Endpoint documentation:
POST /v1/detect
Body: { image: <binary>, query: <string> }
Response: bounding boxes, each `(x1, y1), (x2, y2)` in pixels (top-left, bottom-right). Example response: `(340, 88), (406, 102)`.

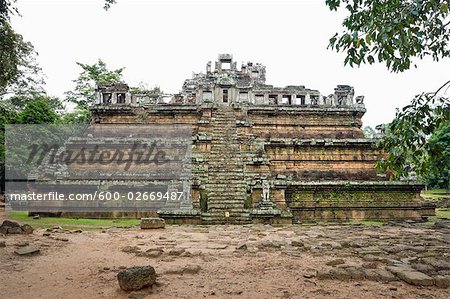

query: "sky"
(11, 0), (450, 128)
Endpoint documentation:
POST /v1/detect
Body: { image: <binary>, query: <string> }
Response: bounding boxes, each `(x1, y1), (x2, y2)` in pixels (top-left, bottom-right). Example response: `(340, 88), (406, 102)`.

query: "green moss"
(244, 195), (253, 209)
(290, 190), (414, 203)
(199, 189), (208, 212)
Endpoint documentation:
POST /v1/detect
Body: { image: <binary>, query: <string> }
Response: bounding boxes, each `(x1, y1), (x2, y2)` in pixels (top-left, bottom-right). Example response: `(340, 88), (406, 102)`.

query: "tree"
(326, 0), (450, 73)
(65, 59), (125, 107)
(17, 97), (59, 124)
(327, 0), (450, 187)
(424, 123), (450, 189)
(0, 16), (44, 99)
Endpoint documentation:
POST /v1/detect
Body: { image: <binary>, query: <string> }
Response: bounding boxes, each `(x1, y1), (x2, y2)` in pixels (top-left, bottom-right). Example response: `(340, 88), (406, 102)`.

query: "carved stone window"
(117, 93), (126, 104)
(102, 93), (112, 104)
(281, 95), (291, 105)
(297, 95), (306, 105)
(222, 89), (228, 103)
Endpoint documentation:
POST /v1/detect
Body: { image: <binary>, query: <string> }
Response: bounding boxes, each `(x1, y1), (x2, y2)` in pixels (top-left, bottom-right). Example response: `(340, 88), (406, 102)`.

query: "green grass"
(342, 220), (385, 226)
(421, 189), (450, 200)
(434, 208), (450, 220)
(7, 211), (140, 230)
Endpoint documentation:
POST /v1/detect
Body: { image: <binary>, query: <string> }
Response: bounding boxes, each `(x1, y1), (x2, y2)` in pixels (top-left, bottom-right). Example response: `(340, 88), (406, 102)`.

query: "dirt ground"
(1, 210), (449, 299)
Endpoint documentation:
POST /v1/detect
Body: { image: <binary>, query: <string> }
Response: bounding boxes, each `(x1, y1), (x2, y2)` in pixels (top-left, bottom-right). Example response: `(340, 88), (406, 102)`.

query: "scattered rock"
(122, 246), (141, 254)
(363, 269), (397, 282)
(421, 257), (450, 270)
(43, 232), (51, 237)
(326, 258), (345, 267)
(117, 266), (157, 291)
(164, 264), (201, 275)
(434, 275), (450, 289)
(291, 240), (304, 247)
(0, 240), (5, 248)
(14, 241), (29, 247)
(7, 227), (23, 234)
(386, 265), (434, 286)
(235, 242), (247, 250)
(345, 267), (365, 280)
(33, 215), (40, 219)
(14, 245), (40, 256)
(21, 224), (34, 234)
(0, 221), (34, 235)
(1, 220), (21, 229)
(361, 262), (378, 269)
(140, 218), (165, 229)
(207, 243), (228, 250)
(55, 237), (69, 242)
(316, 269), (332, 280)
(137, 249), (163, 258)
(168, 248), (185, 256)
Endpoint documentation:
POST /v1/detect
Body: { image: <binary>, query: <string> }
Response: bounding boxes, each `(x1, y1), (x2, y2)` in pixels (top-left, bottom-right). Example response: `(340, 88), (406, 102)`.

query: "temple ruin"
(87, 54), (432, 224)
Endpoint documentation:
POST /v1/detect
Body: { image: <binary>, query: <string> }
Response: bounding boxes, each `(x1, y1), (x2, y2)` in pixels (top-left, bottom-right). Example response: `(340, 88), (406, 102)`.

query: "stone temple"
(90, 54), (432, 224)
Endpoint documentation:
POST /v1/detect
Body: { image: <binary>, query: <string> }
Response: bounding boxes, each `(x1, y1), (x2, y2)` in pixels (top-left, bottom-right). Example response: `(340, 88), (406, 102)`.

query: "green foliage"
(363, 126), (375, 138)
(65, 59), (124, 107)
(60, 105), (91, 124)
(0, 19), (44, 97)
(424, 123), (450, 188)
(17, 97), (59, 124)
(130, 82), (163, 95)
(376, 86), (450, 182)
(326, 0), (450, 72)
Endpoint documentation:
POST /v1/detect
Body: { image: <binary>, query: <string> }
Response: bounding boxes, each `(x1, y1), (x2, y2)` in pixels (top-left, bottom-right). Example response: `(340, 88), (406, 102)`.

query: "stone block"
(117, 266), (156, 291)
(140, 218), (165, 229)
(386, 266), (434, 286)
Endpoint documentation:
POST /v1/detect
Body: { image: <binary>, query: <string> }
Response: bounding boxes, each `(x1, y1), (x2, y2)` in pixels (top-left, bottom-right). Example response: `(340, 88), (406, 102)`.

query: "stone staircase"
(202, 106), (251, 224)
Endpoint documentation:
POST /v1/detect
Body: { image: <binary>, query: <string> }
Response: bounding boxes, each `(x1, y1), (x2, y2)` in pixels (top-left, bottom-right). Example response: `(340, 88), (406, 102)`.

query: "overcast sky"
(11, 0), (450, 128)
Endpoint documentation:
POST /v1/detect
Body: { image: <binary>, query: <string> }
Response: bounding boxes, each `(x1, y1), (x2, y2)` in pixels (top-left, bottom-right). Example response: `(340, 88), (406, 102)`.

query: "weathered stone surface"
(291, 240), (304, 247)
(8, 227), (24, 234)
(1, 220), (21, 229)
(235, 242), (247, 250)
(386, 266), (434, 286)
(0, 240), (5, 248)
(122, 246), (141, 254)
(14, 245), (40, 255)
(421, 257), (450, 270)
(207, 243), (228, 250)
(139, 249), (163, 258)
(363, 269), (397, 282)
(21, 224), (34, 234)
(117, 266), (156, 291)
(434, 275), (450, 289)
(140, 218), (165, 229)
(326, 258), (345, 266)
(164, 264), (201, 275)
(168, 248), (185, 256)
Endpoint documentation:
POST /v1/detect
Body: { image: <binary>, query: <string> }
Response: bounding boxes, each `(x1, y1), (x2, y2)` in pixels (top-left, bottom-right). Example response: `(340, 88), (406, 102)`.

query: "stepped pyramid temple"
(14, 54), (434, 224)
(80, 54), (433, 224)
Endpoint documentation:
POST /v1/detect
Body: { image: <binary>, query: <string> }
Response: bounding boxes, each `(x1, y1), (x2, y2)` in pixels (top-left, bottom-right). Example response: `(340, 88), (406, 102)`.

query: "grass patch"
(7, 211), (140, 230)
(422, 189), (450, 200)
(354, 220), (385, 226)
(426, 208), (450, 223)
